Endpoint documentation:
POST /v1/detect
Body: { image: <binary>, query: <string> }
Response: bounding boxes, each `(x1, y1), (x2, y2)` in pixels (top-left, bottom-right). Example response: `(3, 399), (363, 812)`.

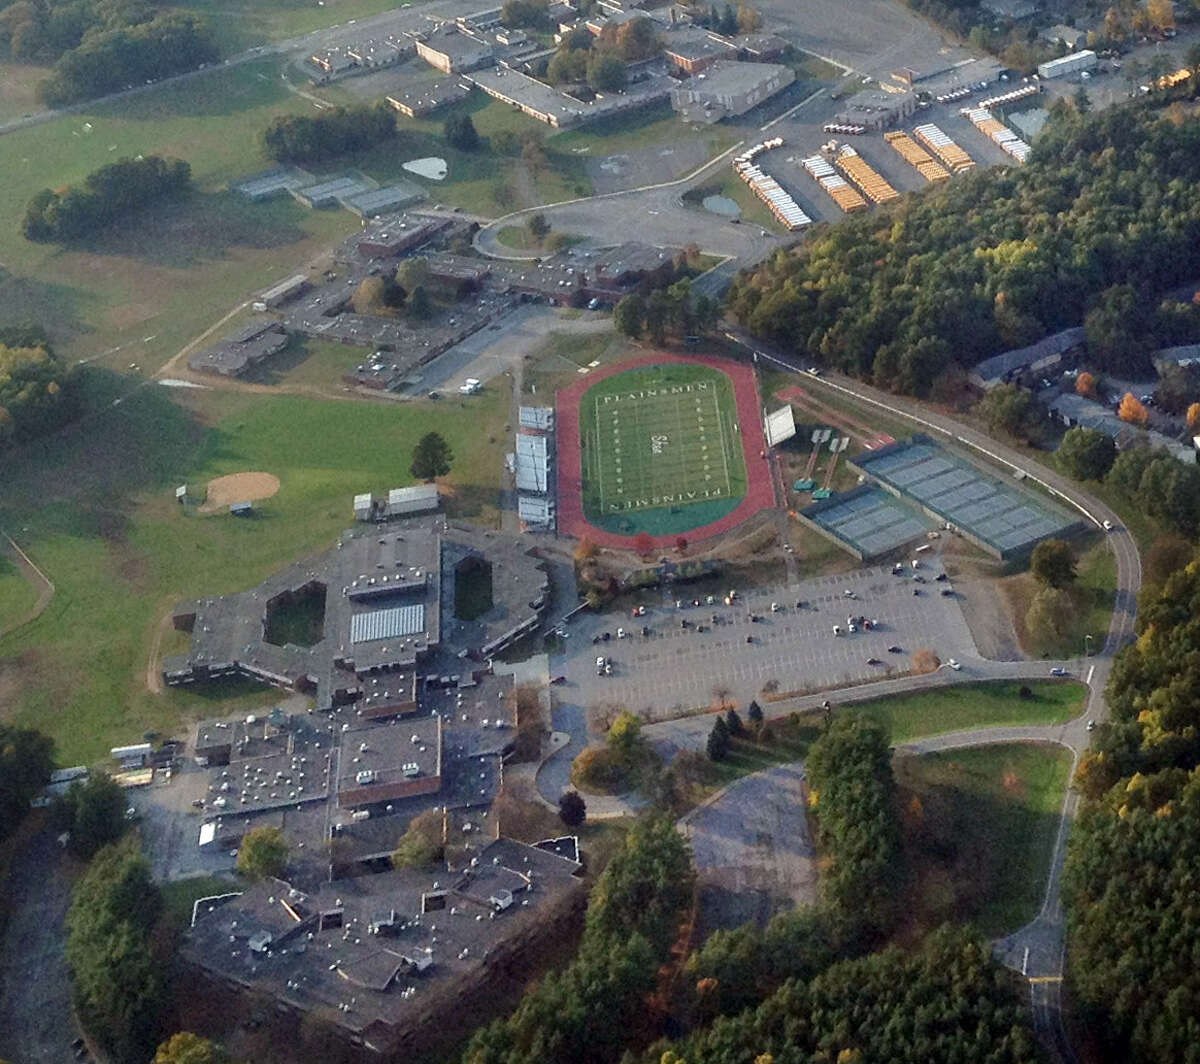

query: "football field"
(580, 363), (747, 521)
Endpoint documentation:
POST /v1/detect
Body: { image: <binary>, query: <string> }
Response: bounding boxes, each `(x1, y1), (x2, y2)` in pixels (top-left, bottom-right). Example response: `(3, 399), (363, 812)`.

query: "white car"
(1102, 519), (1114, 532)
(458, 378), (482, 395)
(946, 658), (962, 671)
(617, 627), (627, 639)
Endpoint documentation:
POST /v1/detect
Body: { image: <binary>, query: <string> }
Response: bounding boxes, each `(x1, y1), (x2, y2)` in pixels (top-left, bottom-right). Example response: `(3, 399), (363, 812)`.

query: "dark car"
(887, 645), (903, 653)
(936, 573), (948, 582)
(551, 675), (567, 685)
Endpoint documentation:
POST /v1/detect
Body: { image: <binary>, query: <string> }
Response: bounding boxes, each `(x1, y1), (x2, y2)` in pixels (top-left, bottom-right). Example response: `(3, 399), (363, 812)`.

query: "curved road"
(715, 330), (1142, 1063)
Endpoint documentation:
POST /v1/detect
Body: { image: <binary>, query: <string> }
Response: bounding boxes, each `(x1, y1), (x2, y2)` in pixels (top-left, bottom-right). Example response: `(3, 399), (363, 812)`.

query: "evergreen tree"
(410, 431), (453, 480)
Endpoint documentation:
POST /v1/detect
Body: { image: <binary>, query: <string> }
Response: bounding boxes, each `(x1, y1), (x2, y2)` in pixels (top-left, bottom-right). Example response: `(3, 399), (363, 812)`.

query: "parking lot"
(553, 555), (978, 719)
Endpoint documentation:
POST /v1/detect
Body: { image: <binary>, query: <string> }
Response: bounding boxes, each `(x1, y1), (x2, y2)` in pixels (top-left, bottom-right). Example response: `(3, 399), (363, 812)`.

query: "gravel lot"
(681, 762), (817, 933)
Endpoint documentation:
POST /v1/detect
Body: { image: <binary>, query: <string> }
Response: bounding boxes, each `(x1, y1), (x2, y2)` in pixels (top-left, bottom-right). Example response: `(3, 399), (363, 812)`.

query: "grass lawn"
(705, 680), (1083, 796)
(895, 742), (1073, 936)
(523, 329), (628, 398)
(0, 58), (358, 373)
(375, 95), (593, 216)
(0, 376), (509, 765)
(843, 680), (1086, 742)
(1003, 539), (1116, 659)
(0, 553), (39, 634)
(263, 584), (326, 646)
(578, 361), (748, 536)
(681, 174), (779, 233)
(160, 873), (239, 928)
(550, 100), (736, 159)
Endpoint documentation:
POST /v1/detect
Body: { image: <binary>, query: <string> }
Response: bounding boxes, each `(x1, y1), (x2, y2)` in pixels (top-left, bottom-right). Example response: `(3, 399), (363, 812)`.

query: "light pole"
(1084, 633), (1093, 658)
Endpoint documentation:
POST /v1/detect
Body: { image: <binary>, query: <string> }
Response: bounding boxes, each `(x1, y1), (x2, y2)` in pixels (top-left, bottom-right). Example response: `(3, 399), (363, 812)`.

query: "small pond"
(403, 157), (448, 181)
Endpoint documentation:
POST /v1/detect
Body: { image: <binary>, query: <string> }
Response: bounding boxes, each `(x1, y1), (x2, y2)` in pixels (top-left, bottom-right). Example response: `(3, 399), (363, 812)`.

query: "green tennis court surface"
(579, 363), (748, 536)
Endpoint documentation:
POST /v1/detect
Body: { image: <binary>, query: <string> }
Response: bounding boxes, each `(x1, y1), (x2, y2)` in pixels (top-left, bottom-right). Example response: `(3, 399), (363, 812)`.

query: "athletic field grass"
(0, 376), (508, 765)
(579, 362), (747, 535)
(896, 742), (1072, 935)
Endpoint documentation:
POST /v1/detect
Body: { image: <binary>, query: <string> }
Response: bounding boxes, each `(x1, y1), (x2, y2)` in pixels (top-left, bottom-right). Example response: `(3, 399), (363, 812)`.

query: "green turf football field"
(579, 363), (747, 534)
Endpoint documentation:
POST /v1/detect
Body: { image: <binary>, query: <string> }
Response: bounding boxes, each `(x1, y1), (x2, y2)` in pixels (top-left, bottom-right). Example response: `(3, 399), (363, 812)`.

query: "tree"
(747, 699), (763, 726)
(1075, 370), (1097, 397)
(558, 789), (587, 827)
(1147, 0), (1175, 31)
(1086, 287), (1155, 377)
(406, 284), (432, 321)
(976, 382), (1033, 437)
(1073, 85), (1091, 114)
(153, 1034), (227, 1064)
(526, 212), (550, 242)
(736, 3), (763, 32)
(391, 808), (443, 868)
(613, 293), (645, 338)
(67, 837), (166, 1063)
(262, 103), (395, 163)
(644, 290), (670, 344)
(410, 431), (452, 480)
(1058, 426), (1117, 481)
(633, 530), (654, 558)
(0, 724), (53, 840)
(707, 715), (730, 761)
(725, 707), (744, 736)
(55, 773), (128, 859)
(607, 711), (643, 761)
(443, 113), (480, 151)
(1031, 538), (1077, 589)
(236, 826), (288, 881)
(351, 275), (403, 316)
(586, 52), (627, 92)
(1118, 392), (1150, 426)
(1188, 402), (1200, 432)
(395, 256), (429, 294)
(1026, 586), (1073, 646)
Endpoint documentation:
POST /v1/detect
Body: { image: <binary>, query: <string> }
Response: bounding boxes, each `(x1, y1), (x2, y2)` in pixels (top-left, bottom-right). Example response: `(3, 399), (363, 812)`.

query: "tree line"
(262, 102), (396, 164)
(1064, 545), (1200, 1063)
(726, 107), (1200, 396)
(1057, 426), (1200, 539)
(23, 154), (191, 243)
(38, 11), (218, 106)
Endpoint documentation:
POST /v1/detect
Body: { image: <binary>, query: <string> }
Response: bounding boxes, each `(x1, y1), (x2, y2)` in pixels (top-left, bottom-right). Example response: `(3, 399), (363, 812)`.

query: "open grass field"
(550, 100), (737, 159)
(895, 742), (1073, 936)
(701, 679), (1082, 792)
(0, 58), (358, 372)
(0, 61), (46, 121)
(1003, 538), (1115, 659)
(0, 553), (39, 634)
(579, 362), (748, 535)
(843, 679), (1086, 742)
(0, 374), (509, 765)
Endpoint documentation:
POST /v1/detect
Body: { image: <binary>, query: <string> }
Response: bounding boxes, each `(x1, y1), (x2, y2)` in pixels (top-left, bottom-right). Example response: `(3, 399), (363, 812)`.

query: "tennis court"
(852, 436), (1081, 559)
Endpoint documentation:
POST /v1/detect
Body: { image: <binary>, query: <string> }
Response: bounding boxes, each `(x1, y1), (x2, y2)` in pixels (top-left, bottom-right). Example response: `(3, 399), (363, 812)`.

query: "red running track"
(556, 352), (775, 550)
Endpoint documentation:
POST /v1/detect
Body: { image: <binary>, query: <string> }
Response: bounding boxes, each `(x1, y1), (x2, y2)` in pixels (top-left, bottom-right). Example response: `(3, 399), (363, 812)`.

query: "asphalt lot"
(552, 555), (977, 721)
(681, 762), (818, 932)
(405, 304), (612, 394)
(0, 830), (78, 1064)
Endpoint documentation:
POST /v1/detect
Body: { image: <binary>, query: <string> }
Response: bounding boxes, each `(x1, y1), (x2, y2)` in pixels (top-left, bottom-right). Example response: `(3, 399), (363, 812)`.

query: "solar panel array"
(350, 604), (426, 644)
(804, 486), (933, 559)
(855, 441), (1077, 556)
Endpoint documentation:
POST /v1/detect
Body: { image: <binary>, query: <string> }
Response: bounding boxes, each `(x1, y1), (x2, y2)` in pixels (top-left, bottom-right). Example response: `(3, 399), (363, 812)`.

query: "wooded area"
(727, 109), (1200, 394)
(262, 103), (396, 164)
(1065, 548), (1200, 1062)
(23, 154), (191, 243)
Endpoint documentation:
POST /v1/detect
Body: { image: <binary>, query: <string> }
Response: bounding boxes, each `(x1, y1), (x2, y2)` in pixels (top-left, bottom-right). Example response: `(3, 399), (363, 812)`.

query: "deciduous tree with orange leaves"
(1076, 371), (1097, 397)
(1118, 392), (1149, 426)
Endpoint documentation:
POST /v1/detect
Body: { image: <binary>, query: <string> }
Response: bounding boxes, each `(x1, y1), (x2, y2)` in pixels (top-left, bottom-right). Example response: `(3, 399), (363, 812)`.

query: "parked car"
(1050, 667), (1068, 677)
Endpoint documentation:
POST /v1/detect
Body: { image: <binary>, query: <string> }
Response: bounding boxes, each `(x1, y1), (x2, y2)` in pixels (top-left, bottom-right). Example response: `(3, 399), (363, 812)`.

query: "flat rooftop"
(852, 436), (1081, 558)
(184, 838), (583, 1049)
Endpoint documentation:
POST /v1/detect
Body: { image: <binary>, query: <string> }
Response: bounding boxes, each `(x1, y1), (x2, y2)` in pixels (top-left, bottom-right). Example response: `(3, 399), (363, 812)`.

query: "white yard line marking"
(712, 387), (732, 495)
